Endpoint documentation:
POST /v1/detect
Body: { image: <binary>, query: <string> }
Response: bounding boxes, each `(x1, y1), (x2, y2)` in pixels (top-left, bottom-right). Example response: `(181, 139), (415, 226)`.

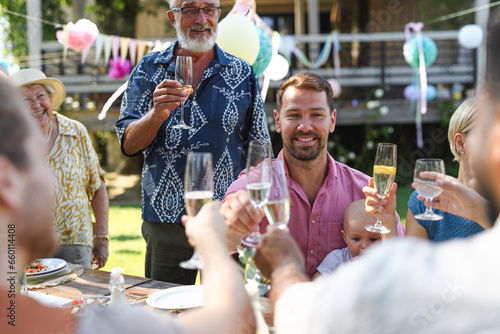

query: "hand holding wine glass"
(264, 160), (290, 230)
(365, 143), (397, 234)
(413, 159), (445, 221)
(173, 56), (193, 130)
(242, 140), (272, 247)
(180, 152), (214, 269)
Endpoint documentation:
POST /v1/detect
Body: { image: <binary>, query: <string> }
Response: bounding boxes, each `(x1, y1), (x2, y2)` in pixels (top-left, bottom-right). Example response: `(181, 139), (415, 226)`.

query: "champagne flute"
(365, 143), (397, 234)
(264, 159), (290, 230)
(173, 56), (193, 130)
(413, 158), (445, 221)
(242, 140), (272, 247)
(180, 152), (214, 269)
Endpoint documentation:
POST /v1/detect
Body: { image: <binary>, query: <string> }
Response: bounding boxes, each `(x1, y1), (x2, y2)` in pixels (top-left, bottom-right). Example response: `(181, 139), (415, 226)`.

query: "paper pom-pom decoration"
(216, 14), (260, 65)
(458, 24), (483, 49)
(252, 26), (273, 77)
(108, 57), (131, 79)
(56, 19), (99, 52)
(403, 36), (438, 68)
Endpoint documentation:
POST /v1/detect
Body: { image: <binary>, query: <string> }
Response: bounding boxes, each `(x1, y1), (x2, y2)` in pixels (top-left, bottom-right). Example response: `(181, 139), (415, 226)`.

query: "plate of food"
(26, 258), (67, 276)
(61, 296), (110, 314)
(146, 285), (204, 310)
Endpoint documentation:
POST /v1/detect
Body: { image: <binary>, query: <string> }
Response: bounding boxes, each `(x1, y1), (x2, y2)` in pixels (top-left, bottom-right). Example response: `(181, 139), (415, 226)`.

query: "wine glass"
(365, 143), (397, 234)
(413, 158), (445, 221)
(264, 159), (290, 230)
(180, 152), (214, 269)
(242, 140), (272, 247)
(173, 56), (193, 130)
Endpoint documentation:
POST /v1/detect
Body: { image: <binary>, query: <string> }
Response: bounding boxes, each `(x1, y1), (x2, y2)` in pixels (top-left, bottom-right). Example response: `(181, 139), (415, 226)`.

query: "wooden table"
(31, 268), (180, 306)
(32, 268), (274, 331)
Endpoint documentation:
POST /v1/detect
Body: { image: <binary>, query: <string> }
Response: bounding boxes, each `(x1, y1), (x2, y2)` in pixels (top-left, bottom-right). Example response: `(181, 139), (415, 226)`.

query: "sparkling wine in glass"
(264, 160), (290, 230)
(242, 140), (272, 247)
(173, 56), (193, 130)
(366, 143), (397, 234)
(414, 158), (445, 221)
(180, 152), (214, 270)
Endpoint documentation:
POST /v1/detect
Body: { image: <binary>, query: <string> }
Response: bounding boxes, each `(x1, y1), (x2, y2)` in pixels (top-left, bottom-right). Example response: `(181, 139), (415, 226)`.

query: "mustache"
(291, 131), (319, 139)
(188, 24), (213, 32)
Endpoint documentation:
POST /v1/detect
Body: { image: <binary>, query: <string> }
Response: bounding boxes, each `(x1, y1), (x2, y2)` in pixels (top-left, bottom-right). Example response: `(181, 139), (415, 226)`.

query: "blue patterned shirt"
(116, 41), (271, 223)
(408, 190), (485, 242)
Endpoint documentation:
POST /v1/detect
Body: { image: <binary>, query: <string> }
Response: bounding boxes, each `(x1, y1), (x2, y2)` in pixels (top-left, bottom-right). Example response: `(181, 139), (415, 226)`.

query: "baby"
(314, 200), (382, 278)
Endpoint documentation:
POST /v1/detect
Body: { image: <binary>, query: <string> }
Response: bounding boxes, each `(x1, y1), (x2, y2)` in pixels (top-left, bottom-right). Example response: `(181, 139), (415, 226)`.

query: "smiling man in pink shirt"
(221, 72), (405, 278)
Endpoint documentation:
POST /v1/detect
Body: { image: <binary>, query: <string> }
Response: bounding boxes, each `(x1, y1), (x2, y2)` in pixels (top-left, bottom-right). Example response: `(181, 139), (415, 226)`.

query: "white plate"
(146, 285), (204, 310)
(26, 258), (67, 276)
(26, 263), (68, 281)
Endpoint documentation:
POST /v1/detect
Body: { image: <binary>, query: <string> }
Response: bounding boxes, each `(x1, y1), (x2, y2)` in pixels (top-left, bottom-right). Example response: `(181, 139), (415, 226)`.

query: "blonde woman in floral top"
(9, 69), (109, 269)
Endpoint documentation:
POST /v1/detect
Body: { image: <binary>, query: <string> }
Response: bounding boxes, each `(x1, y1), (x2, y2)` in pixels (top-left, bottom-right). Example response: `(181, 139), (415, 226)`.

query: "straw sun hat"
(8, 69), (66, 109)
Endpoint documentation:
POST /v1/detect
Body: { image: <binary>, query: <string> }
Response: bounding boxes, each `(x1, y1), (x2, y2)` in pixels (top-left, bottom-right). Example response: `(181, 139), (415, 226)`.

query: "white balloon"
(264, 54), (289, 81)
(327, 78), (342, 98)
(458, 24), (483, 49)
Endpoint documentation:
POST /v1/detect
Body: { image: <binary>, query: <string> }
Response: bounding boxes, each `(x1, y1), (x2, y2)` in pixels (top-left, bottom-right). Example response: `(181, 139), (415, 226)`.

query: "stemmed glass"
(365, 143), (397, 234)
(173, 56), (193, 130)
(242, 140), (272, 247)
(264, 159), (290, 230)
(179, 152), (214, 269)
(413, 158), (445, 221)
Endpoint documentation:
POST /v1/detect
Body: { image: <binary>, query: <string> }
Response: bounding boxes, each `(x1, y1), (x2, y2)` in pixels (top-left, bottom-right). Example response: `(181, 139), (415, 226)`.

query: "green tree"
(87, 0), (142, 38)
(0, 0), (69, 58)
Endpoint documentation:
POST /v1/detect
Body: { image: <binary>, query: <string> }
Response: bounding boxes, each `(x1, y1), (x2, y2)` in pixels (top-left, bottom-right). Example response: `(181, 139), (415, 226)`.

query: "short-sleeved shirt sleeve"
(316, 247), (353, 275)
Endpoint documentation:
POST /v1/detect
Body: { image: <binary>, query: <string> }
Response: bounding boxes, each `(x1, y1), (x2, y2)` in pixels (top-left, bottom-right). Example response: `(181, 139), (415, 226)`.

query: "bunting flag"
(81, 45), (91, 64)
(129, 39), (137, 65)
(112, 35), (120, 61)
(136, 40), (148, 64)
(94, 34), (104, 65)
(120, 37), (130, 65)
(103, 35), (113, 66)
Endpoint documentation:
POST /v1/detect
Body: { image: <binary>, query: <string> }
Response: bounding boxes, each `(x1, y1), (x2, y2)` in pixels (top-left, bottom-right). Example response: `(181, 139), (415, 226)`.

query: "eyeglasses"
(171, 6), (219, 18)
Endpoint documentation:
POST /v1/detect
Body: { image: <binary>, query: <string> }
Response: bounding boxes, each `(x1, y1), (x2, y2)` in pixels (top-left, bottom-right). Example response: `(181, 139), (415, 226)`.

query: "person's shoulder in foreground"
(274, 223), (500, 333)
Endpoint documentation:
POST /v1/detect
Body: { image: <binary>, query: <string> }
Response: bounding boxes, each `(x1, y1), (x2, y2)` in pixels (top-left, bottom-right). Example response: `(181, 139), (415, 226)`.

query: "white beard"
(175, 20), (217, 53)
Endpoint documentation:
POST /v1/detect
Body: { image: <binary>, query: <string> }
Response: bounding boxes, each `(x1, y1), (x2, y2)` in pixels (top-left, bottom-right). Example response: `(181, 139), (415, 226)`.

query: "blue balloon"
(403, 36), (438, 68)
(252, 26), (273, 77)
(425, 85), (437, 100)
(0, 60), (10, 74)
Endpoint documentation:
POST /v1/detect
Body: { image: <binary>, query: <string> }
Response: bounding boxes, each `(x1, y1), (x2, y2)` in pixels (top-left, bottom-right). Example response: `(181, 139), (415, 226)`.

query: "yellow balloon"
(216, 14), (260, 65)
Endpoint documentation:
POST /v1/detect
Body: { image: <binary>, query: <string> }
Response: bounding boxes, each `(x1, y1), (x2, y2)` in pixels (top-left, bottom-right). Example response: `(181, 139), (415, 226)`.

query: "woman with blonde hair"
(8, 69), (109, 268)
(406, 97), (490, 241)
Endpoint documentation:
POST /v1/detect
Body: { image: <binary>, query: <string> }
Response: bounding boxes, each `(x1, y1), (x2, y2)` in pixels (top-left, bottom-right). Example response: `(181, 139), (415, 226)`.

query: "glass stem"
(425, 198), (434, 215)
(180, 102), (185, 124)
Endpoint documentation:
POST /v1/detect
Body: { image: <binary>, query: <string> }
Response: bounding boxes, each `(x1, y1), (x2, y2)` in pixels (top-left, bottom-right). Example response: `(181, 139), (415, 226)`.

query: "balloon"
(458, 24), (483, 49)
(56, 19), (99, 52)
(264, 54), (289, 81)
(404, 85), (420, 101)
(327, 78), (342, 98)
(425, 85), (437, 101)
(216, 14), (260, 65)
(252, 26), (273, 77)
(404, 84), (437, 101)
(403, 36), (438, 68)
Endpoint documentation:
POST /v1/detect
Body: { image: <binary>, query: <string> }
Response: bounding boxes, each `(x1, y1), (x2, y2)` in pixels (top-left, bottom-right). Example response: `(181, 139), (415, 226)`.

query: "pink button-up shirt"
(224, 150), (405, 278)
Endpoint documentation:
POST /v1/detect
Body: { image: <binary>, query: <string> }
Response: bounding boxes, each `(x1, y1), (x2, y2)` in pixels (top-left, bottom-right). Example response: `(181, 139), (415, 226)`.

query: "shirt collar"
(55, 112), (78, 137)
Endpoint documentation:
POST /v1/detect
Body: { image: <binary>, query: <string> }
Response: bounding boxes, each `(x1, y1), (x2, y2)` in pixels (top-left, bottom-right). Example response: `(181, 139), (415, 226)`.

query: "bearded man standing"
(116, 0), (270, 284)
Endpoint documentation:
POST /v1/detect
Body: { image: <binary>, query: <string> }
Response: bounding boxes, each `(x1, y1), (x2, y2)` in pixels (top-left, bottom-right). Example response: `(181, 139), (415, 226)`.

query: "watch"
(94, 233), (110, 240)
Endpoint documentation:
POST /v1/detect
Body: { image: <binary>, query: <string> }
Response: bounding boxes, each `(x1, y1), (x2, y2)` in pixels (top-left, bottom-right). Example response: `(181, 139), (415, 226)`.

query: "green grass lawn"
(101, 186), (413, 277)
(101, 205), (145, 276)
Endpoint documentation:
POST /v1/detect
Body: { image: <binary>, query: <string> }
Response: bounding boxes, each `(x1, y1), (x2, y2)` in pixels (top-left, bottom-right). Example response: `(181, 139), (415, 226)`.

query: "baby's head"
(341, 200), (382, 258)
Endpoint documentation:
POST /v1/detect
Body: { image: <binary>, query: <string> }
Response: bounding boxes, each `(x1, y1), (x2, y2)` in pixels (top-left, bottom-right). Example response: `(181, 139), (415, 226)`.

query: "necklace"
(46, 119), (53, 143)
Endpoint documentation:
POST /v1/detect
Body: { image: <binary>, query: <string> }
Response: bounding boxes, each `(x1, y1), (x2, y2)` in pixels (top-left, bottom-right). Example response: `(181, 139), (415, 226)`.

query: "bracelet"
(94, 233), (110, 240)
